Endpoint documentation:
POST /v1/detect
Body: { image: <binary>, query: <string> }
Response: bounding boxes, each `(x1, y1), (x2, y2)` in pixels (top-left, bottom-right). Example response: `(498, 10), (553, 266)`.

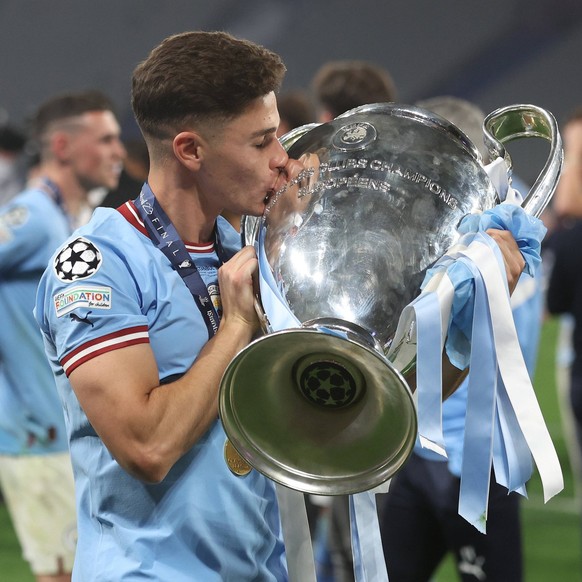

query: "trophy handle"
(483, 104), (564, 218)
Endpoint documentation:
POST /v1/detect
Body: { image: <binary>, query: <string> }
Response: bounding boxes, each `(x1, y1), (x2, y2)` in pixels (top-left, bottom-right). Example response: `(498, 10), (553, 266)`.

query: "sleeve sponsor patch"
(53, 237), (102, 281)
(0, 206), (28, 243)
(53, 285), (112, 317)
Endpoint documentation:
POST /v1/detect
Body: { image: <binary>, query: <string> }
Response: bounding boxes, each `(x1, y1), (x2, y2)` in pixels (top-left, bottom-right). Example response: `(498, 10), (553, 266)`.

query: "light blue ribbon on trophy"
(257, 223), (301, 332)
(349, 488), (390, 582)
(415, 293), (446, 453)
(493, 382), (531, 495)
(273, 486), (317, 582)
(455, 247), (498, 530)
(388, 273), (452, 456)
(406, 204), (563, 532)
(256, 225), (316, 582)
(257, 223), (389, 582)
(388, 236), (498, 530)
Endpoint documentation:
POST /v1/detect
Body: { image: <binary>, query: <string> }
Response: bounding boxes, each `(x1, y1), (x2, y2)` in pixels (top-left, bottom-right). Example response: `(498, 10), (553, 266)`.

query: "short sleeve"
(35, 233), (150, 376)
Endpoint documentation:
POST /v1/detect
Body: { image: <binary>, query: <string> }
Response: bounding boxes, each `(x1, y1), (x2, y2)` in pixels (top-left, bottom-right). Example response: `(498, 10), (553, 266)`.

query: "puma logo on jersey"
(70, 311), (94, 327)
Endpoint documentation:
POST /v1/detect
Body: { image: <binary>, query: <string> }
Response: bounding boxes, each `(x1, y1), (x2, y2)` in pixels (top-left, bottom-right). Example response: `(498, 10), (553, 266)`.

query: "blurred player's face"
(197, 92), (289, 217)
(67, 111), (126, 192)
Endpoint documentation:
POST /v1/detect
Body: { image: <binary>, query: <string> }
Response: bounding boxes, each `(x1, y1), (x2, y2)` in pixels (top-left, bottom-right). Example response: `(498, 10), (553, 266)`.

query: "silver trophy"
(219, 103), (562, 495)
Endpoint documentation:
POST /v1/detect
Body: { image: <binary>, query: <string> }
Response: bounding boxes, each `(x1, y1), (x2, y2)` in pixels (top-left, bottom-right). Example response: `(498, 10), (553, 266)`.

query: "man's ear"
(173, 131), (204, 171)
(51, 131), (72, 162)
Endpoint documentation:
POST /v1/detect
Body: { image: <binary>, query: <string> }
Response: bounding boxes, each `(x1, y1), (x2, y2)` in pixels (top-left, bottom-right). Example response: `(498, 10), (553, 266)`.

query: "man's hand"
(485, 228), (525, 294)
(218, 245), (260, 337)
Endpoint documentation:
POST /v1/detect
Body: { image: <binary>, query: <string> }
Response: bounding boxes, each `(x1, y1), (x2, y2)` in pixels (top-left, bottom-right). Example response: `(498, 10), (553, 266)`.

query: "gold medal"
(224, 439), (252, 476)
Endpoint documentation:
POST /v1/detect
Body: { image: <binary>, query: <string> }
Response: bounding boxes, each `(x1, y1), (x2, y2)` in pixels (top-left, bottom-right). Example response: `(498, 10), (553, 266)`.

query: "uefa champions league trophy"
(219, 102), (562, 495)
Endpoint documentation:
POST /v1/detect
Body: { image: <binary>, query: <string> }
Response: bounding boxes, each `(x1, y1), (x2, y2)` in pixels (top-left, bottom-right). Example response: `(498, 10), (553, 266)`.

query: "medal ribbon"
(38, 177), (75, 232)
(134, 184), (230, 340)
(39, 177), (64, 209)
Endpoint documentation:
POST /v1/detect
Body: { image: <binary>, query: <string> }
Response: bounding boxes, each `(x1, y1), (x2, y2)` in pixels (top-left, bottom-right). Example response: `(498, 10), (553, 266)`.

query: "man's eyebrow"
(249, 126), (278, 139)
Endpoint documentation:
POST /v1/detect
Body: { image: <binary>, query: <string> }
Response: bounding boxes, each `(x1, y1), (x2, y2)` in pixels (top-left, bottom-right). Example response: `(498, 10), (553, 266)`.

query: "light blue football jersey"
(0, 187), (71, 454)
(35, 201), (287, 581)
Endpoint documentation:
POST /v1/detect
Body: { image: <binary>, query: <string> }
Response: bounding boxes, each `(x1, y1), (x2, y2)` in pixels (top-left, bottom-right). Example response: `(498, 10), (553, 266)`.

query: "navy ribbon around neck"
(134, 183), (230, 340)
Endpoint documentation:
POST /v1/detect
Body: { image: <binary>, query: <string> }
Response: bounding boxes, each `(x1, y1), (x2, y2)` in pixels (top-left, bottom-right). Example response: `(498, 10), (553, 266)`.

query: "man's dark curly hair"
(132, 31), (287, 139)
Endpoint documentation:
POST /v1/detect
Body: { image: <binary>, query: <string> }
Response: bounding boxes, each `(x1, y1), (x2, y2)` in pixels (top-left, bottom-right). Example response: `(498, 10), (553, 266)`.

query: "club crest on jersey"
(53, 237), (102, 281)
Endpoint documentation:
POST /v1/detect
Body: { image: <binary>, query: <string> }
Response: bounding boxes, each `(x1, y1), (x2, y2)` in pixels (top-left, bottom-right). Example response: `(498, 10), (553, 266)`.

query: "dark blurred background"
(1, 0), (581, 185)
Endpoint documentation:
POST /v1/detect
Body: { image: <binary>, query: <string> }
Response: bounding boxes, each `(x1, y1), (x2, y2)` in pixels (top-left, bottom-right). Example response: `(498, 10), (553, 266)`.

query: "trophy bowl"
(264, 104), (500, 351)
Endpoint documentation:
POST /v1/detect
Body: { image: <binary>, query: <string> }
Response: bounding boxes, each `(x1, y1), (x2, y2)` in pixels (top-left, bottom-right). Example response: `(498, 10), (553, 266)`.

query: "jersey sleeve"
(35, 232), (150, 376)
(0, 197), (56, 273)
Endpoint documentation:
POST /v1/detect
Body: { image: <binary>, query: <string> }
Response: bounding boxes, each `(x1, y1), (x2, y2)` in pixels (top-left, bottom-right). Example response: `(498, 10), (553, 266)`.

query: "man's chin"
(243, 206), (265, 218)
